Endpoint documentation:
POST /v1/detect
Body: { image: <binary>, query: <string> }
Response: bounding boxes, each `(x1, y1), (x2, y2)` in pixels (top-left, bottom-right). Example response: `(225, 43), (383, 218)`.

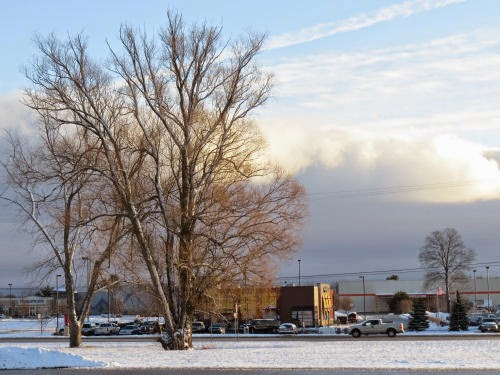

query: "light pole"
(8, 283), (12, 317)
(473, 269), (477, 310)
(486, 266), (490, 311)
(56, 274), (62, 333)
(82, 256), (90, 321)
(297, 259), (301, 287)
(107, 285), (111, 323)
(359, 275), (366, 320)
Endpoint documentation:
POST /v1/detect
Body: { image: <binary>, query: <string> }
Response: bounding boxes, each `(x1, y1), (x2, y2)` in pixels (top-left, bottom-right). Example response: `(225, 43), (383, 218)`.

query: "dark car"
(468, 315), (481, 326)
(243, 319), (280, 334)
(208, 323), (226, 334)
(140, 321), (161, 334)
(192, 321), (206, 333)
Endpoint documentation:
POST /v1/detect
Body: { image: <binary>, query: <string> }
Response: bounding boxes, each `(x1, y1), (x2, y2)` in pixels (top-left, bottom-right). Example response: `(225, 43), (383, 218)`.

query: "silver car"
(278, 323), (298, 334)
(81, 322), (98, 336)
(94, 322), (120, 335)
(480, 318), (498, 332)
(119, 324), (141, 335)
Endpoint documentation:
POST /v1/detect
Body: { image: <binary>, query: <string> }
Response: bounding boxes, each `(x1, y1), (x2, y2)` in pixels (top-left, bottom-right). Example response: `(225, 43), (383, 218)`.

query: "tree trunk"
(65, 274), (82, 348)
(159, 328), (191, 350)
(69, 319), (82, 348)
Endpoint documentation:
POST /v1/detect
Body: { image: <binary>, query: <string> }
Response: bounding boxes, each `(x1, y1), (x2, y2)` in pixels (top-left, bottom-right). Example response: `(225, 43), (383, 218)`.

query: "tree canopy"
(4, 10), (306, 350)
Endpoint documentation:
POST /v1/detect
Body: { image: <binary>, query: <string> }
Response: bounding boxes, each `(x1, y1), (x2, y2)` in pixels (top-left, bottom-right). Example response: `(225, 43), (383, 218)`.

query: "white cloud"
(261, 26), (500, 136)
(0, 91), (36, 135)
(259, 25), (500, 204)
(265, 0), (467, 50)
(260, 121), (500, 203)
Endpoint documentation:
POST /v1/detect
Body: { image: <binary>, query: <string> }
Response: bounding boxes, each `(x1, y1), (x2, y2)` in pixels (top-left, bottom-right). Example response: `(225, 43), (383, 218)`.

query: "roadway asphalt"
(1, 368), (500, 375)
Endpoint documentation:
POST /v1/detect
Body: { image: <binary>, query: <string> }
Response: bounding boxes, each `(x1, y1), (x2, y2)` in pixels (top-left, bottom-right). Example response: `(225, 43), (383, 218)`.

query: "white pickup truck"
(348, 319), (404, 338)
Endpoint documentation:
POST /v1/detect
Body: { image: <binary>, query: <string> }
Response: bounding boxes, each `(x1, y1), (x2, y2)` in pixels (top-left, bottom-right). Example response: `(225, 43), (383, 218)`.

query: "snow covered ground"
(2, 339), (500, 370)
(1, 316), (499, 370)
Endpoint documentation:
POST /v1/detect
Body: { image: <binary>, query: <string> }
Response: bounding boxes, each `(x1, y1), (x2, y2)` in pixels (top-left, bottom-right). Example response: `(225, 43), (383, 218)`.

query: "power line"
(306, 179), (497, 201)
(279, 261), (500, 281)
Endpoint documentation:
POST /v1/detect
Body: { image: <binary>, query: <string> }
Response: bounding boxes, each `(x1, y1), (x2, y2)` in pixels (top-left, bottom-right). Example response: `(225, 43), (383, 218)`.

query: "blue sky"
(1, 0), (500, 288)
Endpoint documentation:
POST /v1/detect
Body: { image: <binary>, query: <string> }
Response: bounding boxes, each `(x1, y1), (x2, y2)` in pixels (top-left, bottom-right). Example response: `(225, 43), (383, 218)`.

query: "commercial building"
(278, 283), (334, 327)
(337, 276), (500, 313)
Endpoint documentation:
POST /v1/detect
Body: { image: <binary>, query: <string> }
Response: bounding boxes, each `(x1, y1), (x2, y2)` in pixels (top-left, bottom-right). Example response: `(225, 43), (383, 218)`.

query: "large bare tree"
(22, 11), (306, 349)
(419, 227), (475, 312)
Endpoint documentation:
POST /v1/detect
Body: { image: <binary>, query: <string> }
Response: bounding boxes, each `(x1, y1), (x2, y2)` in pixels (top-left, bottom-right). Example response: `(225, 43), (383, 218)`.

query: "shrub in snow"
(408, 298), (429, 331)
(449, 291), (469, 331)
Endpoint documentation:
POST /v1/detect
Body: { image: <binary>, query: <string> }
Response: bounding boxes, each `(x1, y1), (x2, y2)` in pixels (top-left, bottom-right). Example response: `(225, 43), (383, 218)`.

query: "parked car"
(278, 323), (298, 334)
(479, 318), (498, 332)
(192, 321), (206, 333)
(243, 319), (280, 333)
(0, 314), (6, 319)
(468, 315), (482, 326)
(119, 324), (142, 335)
(94, 322), (120, 335)
(81, 322), (98, 336)
(348, 319), (404, 338)
(208, 323), (226, 334)
(348, 312), (358, 323)
(140, 321), (161, 334)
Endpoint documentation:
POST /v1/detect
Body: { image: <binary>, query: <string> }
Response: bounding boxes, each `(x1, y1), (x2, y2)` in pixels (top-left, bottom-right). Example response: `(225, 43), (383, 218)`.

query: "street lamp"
(107, 285), (111, 323)
(8, 283), (12, 317)
(82, 256), (90, 321)
(486, 266), (490, 311)
(359, 275), (366, 320)
(297, 259), (301, 287)
(473, 269), (477, 310)
(56, 274), (62, 333)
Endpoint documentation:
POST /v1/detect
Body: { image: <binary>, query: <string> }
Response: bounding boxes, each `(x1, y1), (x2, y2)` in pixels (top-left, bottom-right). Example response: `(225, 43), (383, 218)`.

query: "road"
(1, 368), (499, 375)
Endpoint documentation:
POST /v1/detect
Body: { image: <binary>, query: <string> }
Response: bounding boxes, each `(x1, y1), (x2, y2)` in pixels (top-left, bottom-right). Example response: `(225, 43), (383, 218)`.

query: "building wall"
(337, 277), (500, 313)
(0, 296), (55, 317)
(278, 283), (334, 327)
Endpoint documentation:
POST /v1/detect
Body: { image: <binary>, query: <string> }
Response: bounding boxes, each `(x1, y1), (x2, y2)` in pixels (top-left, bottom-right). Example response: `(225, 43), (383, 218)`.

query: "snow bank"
(0, 346), (104, 369)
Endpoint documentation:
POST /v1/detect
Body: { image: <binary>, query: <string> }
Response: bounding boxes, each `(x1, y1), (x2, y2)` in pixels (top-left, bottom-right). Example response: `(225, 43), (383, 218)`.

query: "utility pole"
(56, 274), (62, 334)
(359, 275), (366, 320)
(8, 283), (12, 317)
(82, 256), (90, 321)
(297, 259), (301, 286)
(486, 266), (491, 311)
(473, 269), (477, 310)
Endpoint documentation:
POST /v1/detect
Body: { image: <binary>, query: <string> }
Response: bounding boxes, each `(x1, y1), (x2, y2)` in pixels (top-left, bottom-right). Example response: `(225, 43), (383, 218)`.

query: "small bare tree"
(419, 228), (475, 312)
(337, 297), (354, 312)
(1, 129), (125, 347)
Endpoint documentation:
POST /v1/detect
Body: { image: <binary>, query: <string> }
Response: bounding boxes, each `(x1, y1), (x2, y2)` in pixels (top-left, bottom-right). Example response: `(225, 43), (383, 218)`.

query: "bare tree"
(1, 128), (125, 347)
(337, 297), (354, 312)
(419, 228), (475, 312)
(22, 11), (306, 350)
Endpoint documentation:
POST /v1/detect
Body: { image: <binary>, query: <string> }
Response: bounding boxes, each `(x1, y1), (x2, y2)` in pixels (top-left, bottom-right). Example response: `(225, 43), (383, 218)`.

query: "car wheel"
(387, 328), (396, 337)
(351, 329), (361, 338)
